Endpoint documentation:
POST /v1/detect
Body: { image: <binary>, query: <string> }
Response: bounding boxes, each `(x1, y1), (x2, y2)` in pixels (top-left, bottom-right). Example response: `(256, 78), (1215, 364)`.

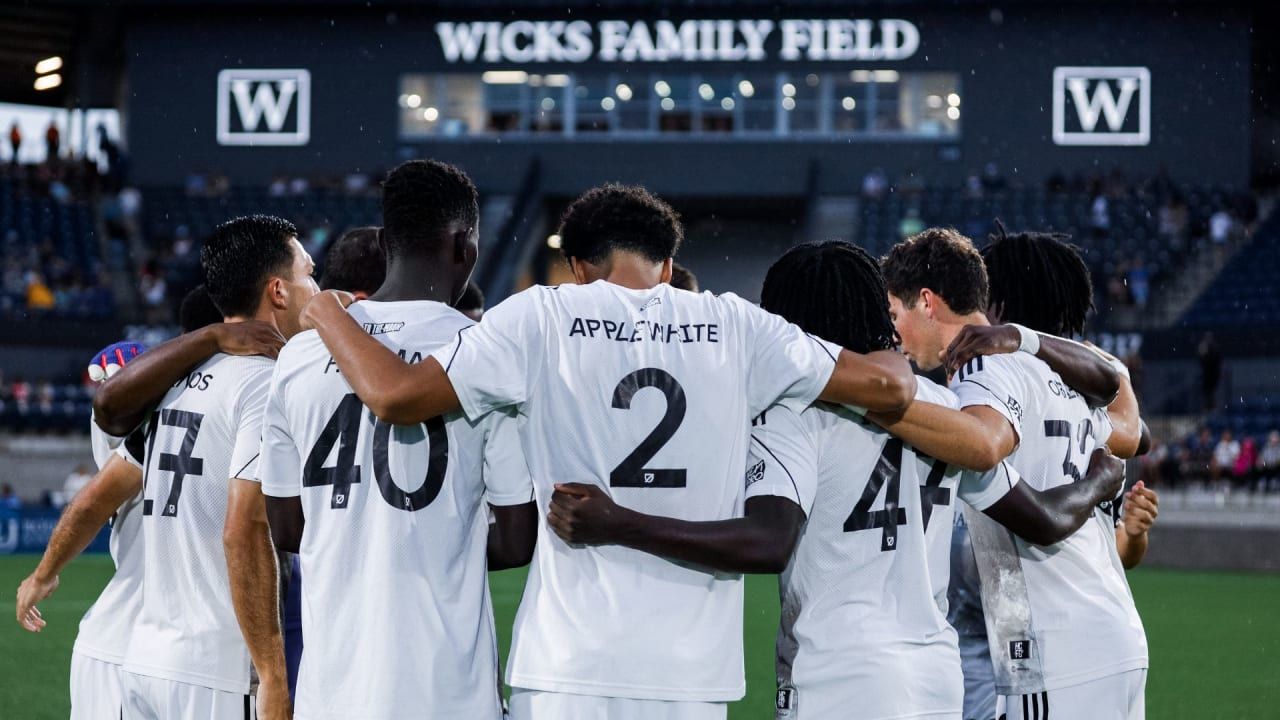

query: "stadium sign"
(1052, 67), (1151, 146)
(216, 68), (312, 147)
(434, 19), (920, 64)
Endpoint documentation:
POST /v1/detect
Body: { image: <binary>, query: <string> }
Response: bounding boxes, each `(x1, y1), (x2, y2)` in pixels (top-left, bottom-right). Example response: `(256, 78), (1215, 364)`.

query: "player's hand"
(210, 321), (286, 360)
(942, 324), (1021, 375)
(15, 571), (59, 632)
(1121, 481), (1159, 538)
(1085, 447), (1126, 501)
(87, 340), (145, 382)
(548, 483), (627, 545)
(300, 290), (357, 332)
(255, 673), (292, 720)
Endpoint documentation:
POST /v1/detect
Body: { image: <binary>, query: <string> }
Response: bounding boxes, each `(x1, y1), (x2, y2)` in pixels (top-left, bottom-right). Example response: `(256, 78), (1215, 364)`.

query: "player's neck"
(937, 311), (990, 350)
(370, 264), (454, 304)
(223, 307), (281, 331)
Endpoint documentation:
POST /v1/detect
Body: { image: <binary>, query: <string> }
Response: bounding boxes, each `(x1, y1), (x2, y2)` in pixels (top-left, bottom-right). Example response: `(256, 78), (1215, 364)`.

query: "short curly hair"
(381, 160), (478, 258)
(320, 226), (385, 295)
(202, 214), (298, 318)
(557, 184), (683, 265)
(881, 227), (989, 315)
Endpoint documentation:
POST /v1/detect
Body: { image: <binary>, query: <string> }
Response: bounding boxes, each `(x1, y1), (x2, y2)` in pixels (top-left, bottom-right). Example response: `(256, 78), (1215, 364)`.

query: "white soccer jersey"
(951, 352), (1148, 693)
(257, 300), (533, 720)
(73, 422), (145, 665)
(746, 386), (1016, 720)
(119, 353), (274, 693)
(428, 281), (840, 702)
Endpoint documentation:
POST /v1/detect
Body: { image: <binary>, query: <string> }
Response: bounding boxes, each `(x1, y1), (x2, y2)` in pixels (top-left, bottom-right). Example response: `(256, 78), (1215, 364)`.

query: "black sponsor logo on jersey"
(1009, 640), (1033, 660)
(1005, 396), (1024, 421)
(745, 458), (766, 488)
(362, 322), (405, 336)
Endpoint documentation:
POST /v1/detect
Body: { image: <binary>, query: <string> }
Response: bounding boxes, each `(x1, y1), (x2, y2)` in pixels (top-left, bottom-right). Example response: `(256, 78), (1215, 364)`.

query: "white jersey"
(257, 300), (533, 720)
(73, 421), (144, 665)
(429, 281), (840, 702)
(747, 385), (1017, 719)
(951, 353), (1147, 692)
(119, 354), (274, 693)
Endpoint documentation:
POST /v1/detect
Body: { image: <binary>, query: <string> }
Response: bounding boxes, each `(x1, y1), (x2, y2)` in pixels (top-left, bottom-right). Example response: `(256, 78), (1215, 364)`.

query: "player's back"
(951, 352), (1147, 692)
(123, 353), (274, 694)
(441, 281), (839, 702)
(261, 300), (517, 719)
(753, 401), (962, 719)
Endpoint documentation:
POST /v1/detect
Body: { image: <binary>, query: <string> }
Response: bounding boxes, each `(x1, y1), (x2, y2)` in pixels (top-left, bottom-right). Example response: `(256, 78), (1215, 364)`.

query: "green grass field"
(1, 556), (1277, 718)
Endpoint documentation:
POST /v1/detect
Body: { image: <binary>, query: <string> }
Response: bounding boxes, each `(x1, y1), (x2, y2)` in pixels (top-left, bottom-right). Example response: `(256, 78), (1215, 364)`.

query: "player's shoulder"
(952, 351), (1045, 387)
(277, 329), (323, 365)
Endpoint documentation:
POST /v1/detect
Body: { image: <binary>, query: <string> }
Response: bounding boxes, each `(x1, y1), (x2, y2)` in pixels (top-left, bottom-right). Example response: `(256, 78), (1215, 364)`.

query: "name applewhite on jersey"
(568, 316), (721, 344)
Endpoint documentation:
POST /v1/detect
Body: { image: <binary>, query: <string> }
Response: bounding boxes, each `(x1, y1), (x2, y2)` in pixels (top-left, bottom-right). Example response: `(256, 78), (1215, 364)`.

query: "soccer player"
(301, 184), (916, 719)
(879, 228), (1148, 720)
(319, 226), (385, 299)
(114, 215), (316, 720)
(547, 240), (1126, 720)
(255, 159), (537, 720)
(15, 286), (282, 720)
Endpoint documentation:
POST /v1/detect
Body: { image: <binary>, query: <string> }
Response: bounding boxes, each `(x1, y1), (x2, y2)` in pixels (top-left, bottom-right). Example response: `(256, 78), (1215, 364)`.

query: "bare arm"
(817, 349), (916, 414)
(488, 502), (538, 570)
(94, 323), (285, 436)
(983, 448), (1126, 546)
(869, 402), (1017, 472)
(943, 325), (1121, 408)
(16, 455), (142, 632)
(1115, 481), (1158, 569)
(224, 479), (289, 719)
(303, 291), (460, 424)
(1104, 373), (1144, 459)
(548, 485), (804, 574)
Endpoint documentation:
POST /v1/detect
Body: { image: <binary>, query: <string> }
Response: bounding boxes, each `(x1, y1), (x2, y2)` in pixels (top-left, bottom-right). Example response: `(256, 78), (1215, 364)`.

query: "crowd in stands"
(0, 369), (96, 434)
(1142, 427), (1280, 493)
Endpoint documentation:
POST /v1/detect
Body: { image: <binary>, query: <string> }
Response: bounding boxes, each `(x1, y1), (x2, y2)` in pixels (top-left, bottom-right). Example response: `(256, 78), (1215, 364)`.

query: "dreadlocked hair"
(981, 222), (1094, 337)
(761, 240), (898, 354)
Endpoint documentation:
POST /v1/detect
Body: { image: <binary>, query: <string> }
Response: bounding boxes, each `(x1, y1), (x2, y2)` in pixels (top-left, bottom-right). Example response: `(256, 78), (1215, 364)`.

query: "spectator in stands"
(1209, 207), (1234, 246)
(1090, 193), (1110, 239)
(25, 271), (55, 310)
(0, 483), (20, 510)
(1211, 430), (1240, 484)
(45, 121), (60, 161)
(1198, 332), (1222, 411)
(1183, 427), (1214, 484)
(8, 121), (20, 162)
(980, 162), (1006, 193)
(1258, 431), (1280, 490)
(1158, 197), (1189, 250)
(1233, 437), (1257, 488)
(1126, 257), (1150, 308)
(898, 207), (925, 239)
(62, 463), (93, 503)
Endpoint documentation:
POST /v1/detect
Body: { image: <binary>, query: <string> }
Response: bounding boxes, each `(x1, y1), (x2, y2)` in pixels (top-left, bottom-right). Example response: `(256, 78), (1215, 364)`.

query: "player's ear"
(267, 276), (290, 310)
(659, 258), (673, 284)
(918, 288), (934, 319)
(451, 226), (474, 265)
(568, 257), (588, 285)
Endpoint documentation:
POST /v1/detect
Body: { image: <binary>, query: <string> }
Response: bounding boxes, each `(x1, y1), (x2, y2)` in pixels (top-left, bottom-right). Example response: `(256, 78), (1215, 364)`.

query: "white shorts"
(70, 652), (126, 720)
(1002, 669), (1146, 720)
(508, 688), (727, 720)
(121, 670), (256, 720)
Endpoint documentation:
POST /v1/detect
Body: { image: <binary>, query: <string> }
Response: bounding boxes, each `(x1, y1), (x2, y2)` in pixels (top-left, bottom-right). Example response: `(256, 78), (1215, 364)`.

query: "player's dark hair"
(381, 159), (478, 259)
(881, 227), (989, 314)
(202, 214), (298, 318)
(761, 241), (897, 354)
(982, 223), (1094, 337)
(320, 226), (385, 295)
(557, 184), (682, 265)
(670, 262), (699, 292)
(454, 280), (484, 313)
(179, 285), (224, 332)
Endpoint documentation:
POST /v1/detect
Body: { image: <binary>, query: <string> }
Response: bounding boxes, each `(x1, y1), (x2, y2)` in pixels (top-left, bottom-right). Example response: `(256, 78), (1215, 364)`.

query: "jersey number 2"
(610, 369), (687, 488)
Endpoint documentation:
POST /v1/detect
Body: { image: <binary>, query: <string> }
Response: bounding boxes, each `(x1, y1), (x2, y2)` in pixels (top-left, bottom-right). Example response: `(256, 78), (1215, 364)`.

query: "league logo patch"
(744, 458), (766, 488)
(776, 686), (797, 716)
(640, 297), (662, 312)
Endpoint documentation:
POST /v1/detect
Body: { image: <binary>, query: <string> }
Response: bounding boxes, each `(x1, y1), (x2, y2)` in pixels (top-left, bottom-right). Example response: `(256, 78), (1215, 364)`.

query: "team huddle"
(15, 159), (1159, 720)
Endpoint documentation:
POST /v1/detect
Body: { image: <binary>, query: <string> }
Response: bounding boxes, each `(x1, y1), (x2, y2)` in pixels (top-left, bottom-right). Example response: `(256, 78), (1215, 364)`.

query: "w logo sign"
(217, 69), (311, 146)
(1052, 67), (1150, 146)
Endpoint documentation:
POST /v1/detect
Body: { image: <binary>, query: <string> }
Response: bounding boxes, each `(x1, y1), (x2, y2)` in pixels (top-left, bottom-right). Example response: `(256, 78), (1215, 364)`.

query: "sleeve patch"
(745, 457), (767, 488)
(1005, 395), (1024, 421)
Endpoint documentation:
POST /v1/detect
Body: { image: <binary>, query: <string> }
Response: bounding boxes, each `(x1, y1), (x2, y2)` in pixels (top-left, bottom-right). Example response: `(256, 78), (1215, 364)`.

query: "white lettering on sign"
(434, 19), (919, 63)
(1053, 67), (1151, 146)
